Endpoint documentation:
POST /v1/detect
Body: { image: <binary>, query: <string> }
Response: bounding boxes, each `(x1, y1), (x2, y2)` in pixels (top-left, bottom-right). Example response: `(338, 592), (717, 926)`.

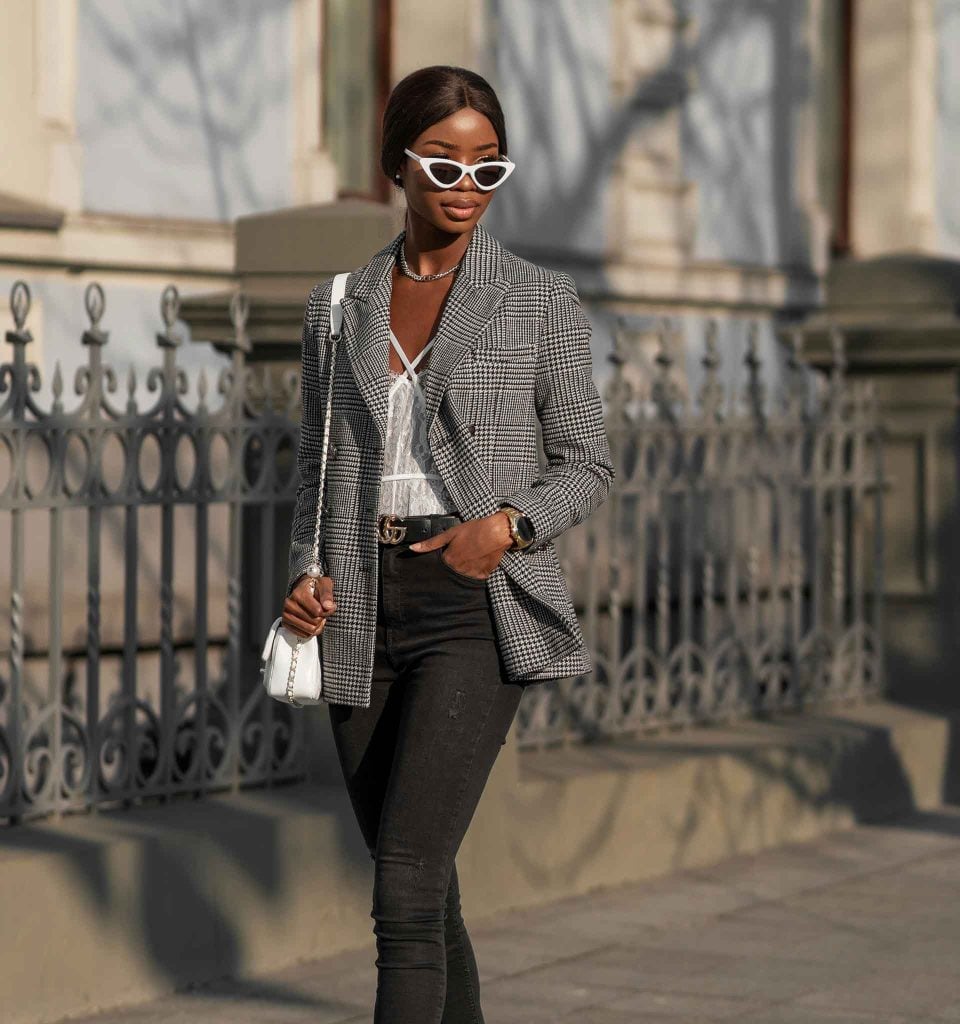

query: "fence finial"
(651, 317), (682, 422)
(784, 327), (807, 416)
(824, 324), (848, 417)
(227, 290), (251, 354)
(830, 324), (847, 379)
(10, 281), (31, 332)
(743, 321), (765, 422)
(6, 281), (33, 347)
(604, 317), (636, 424)
(82, 283), (109, 347)
(698, 318), (724, 419)
(156, 285), (183, 349)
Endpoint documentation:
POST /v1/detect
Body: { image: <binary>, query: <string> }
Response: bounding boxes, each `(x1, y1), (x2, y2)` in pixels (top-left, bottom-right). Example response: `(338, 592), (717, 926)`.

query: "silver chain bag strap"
(260, 272), (348, 707)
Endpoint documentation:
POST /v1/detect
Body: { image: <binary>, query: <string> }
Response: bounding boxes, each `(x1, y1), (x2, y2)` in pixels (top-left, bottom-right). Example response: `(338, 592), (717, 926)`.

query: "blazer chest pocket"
(472, 317), (539, 364)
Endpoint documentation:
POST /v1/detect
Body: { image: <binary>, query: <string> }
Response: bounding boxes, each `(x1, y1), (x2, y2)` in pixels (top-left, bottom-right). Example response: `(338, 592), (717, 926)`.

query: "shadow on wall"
(485, 0), (816, 309)
(77, 0), (295, 220)
(1, 778), (372, 1006)
(882, 501), (960, 805)
(502, 705), (960, 899)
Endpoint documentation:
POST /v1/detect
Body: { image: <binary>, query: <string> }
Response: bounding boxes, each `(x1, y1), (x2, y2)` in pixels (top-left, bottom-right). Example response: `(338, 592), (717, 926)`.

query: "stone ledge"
(1, 698), (957, 1024)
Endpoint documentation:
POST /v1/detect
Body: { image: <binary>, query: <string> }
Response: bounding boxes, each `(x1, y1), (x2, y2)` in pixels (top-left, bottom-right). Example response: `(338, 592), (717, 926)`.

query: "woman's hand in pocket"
(410, 513), (513, 580)
(282, 575), (336, 638)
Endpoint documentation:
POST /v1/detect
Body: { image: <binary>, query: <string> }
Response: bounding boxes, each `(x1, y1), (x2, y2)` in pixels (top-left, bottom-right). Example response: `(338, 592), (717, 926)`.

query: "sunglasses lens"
(474, 164), (508, 188)
(428, 160), (464, 186)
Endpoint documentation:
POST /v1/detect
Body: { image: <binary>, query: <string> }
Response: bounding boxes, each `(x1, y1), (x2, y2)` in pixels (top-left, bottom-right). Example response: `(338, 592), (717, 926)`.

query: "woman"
(281, 64), (614, 1024)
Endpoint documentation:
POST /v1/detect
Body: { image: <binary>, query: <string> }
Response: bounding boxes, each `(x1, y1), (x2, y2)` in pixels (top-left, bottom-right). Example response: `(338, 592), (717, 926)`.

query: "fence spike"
(651, 317), (681, 422)
(830, 324), (847, 379)
(787, 327), (804, 373)
(698, 318), (724, 419)
(825, 324), (848, 417)
(655, 317), (675, 374)
(603, 317), (635, 423)
(52, 360), (63, 400)
(743, 321), (766, 421)
(608, 318), (628, 370)
(784, 327), (807, 416)
(227, 290), (252, 354)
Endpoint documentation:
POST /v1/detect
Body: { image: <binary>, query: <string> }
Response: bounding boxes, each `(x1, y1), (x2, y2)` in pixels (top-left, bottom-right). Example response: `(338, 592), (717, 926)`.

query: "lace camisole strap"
(389, 329), (436, 387)
(379, 325), (457, 515)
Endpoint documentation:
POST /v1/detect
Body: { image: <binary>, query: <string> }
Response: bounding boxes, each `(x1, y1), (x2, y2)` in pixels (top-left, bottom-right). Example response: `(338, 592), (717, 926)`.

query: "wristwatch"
(499, 505), (535, 550)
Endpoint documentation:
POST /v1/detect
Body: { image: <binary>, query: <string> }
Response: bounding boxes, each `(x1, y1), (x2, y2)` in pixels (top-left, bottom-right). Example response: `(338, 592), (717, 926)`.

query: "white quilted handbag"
(261, 272), (348, 707)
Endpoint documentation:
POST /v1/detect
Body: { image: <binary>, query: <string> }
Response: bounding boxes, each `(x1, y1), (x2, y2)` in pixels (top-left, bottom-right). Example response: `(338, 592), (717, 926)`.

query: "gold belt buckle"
(377, 513), (407, 544)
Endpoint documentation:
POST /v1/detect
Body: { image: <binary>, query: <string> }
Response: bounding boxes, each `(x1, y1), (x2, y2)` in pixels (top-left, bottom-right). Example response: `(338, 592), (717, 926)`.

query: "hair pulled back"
(380, 65), (508, 186)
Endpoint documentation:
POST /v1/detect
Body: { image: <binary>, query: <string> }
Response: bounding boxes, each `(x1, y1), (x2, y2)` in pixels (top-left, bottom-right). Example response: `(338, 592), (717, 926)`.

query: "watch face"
(516, 514), (535, 544)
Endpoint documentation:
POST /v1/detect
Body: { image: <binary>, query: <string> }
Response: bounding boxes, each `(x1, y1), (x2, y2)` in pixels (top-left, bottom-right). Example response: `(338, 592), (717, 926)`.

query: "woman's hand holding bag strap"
(260, 273), (348, 707)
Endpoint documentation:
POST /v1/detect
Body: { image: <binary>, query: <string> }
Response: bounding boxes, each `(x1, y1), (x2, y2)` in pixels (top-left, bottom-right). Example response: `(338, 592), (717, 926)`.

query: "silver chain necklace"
(398, 240), (461, 282)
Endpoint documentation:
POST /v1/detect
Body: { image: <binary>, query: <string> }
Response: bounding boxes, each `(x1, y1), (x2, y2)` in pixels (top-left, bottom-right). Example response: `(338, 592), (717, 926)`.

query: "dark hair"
(380, 65), (508, 186)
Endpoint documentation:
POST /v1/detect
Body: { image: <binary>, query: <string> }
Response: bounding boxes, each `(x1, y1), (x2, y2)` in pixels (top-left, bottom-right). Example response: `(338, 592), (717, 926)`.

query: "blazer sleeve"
(286, 279), (333, 597)
(499, 270), (615, 552)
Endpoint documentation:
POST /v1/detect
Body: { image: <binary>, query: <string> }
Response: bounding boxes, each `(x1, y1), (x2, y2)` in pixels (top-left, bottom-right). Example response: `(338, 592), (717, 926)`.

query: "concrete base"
(2, 697), (958, 1024)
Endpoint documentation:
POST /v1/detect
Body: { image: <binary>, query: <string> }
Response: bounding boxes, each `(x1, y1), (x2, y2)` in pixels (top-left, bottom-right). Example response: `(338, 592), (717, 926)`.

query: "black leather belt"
(377, 513), (462, 545)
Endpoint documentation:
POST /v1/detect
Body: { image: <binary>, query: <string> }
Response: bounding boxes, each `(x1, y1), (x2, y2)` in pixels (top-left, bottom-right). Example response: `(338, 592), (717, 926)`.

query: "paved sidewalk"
(68, 806), (960, 1024)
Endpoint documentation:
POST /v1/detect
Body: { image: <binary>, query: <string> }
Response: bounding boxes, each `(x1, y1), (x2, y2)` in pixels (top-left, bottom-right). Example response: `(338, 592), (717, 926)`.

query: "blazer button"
(468, 423), (476, 436)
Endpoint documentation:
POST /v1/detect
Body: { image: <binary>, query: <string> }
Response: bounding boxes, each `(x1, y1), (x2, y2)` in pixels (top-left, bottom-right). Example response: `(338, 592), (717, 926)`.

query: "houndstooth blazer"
(286, 221), (614, 707)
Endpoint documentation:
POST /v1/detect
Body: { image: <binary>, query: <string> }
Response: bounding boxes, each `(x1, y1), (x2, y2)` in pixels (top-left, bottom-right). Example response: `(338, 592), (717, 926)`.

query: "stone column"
(849, 0), (938, 255)
(798, 254), (960, 706)
(291, 0), (339, 204)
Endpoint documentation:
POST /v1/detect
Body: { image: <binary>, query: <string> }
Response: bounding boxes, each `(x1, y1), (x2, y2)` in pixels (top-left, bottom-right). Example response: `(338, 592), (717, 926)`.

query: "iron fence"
(1, 281), (304, 824)
(1, 279), (884, 820)
(520, 320), (885, 747)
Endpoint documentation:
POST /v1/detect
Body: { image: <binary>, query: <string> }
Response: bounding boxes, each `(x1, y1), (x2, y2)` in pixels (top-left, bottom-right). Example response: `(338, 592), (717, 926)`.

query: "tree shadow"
(0, 774), (374, 1016)
(78, 0), (294, 219)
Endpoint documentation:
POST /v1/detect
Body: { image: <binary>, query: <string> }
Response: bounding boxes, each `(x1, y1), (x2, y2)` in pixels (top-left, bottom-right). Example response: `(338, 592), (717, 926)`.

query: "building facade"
(3, 0), (957, 393)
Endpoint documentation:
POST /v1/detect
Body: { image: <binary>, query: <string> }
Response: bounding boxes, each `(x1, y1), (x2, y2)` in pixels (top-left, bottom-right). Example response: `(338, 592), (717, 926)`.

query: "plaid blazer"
(287, 221), (614, 707)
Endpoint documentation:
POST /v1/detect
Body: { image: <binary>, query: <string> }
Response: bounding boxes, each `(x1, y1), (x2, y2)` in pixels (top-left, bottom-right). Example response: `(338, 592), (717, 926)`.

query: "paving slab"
(62, 804), (960, 1024)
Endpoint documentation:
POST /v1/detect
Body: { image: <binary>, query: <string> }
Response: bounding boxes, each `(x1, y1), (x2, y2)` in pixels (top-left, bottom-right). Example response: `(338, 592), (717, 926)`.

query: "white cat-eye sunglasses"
(403, 147), (516, 191)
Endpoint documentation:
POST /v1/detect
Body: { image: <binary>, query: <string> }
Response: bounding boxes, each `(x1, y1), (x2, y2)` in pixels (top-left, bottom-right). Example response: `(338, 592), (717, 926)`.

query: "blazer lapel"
(339, 223), (508, 446)
(338, 234), (403, 446)
(420, 223), (508, 434)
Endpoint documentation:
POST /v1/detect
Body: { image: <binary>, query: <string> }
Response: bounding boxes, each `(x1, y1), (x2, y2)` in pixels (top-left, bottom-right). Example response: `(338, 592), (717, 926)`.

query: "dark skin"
(283, 106), (516, 639)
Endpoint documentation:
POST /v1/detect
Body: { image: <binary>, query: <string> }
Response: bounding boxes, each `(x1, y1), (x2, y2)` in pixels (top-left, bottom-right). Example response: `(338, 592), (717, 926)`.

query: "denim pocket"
(437, 547), (488, 587)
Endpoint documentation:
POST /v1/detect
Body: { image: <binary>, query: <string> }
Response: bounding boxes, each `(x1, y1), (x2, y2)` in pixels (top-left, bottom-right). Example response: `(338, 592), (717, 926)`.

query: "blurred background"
(3, 3), (960, 1023)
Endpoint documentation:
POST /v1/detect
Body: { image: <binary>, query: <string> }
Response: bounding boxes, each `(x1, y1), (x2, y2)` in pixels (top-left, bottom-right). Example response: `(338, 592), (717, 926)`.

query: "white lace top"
(378, 329), (458, 517)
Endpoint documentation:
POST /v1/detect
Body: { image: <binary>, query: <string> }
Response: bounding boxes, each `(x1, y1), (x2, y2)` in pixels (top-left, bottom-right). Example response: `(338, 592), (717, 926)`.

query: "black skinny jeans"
(328, 534), (525, 1024)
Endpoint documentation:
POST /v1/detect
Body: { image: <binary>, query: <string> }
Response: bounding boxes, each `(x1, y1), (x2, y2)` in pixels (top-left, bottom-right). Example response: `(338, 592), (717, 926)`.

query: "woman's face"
(398, 106), (504, 235)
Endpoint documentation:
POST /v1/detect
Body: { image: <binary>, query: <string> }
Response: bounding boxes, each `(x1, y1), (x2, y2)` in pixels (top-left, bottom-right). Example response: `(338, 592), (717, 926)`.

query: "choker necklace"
(398, 241), (461, 282)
